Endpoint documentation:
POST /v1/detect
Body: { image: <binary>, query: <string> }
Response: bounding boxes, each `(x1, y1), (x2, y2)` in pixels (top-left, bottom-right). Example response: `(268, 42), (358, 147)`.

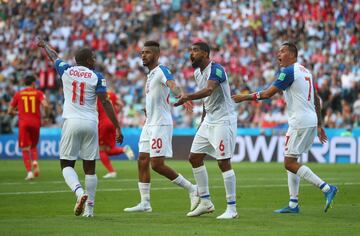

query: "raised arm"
(37, 39), (59, 63)
(97, 92), (124, 144)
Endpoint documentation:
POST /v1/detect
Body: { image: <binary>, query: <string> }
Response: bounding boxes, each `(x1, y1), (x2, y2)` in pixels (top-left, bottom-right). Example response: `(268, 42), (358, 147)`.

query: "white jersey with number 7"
(54, 59), (107, 123)
(273, 62), (317, 129)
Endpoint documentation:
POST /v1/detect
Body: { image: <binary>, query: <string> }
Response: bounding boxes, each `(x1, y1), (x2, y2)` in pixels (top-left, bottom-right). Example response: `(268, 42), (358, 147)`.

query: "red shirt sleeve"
(37, 90), (45, 102)
(10, 92), (19, 108)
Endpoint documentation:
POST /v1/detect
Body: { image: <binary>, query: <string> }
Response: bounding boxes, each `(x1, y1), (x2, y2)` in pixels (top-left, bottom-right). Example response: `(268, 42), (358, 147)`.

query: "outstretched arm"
(174, 80), (219, 106)
(232, 85), (281, 103)
(37, 39), (59, 63)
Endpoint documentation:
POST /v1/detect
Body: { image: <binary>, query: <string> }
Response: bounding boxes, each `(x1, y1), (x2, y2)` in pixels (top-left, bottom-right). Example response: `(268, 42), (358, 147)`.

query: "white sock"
(296, 165), (330, 192)
(222, 169), (236, 208)
(138, 182), (150, 203)
(287, 171), (300, 208)
(62, 167), (84, 198)
(85, 174), (97, 207)
(172, 174), (195, 192)
(192, 165), (210, 199)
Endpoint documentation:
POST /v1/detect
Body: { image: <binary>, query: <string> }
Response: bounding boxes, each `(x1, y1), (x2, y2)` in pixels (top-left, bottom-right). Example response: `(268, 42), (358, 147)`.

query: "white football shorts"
(60, 118), (99, 161)
(139, 125), (173, 158)
(284, 126), (316, 158)
(191, 121), (237, 160)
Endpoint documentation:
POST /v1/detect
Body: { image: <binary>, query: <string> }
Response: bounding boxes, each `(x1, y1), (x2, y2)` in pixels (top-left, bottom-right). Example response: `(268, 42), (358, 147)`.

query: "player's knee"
(188, 154), (196, 165)
(284, 157), (298, 172)
(150, 160), (163, 173)
(189, 154), (203, 167)
(217, 159), (231, 172)
(22, 146), (31, 151)
(60, 160), (75, 170)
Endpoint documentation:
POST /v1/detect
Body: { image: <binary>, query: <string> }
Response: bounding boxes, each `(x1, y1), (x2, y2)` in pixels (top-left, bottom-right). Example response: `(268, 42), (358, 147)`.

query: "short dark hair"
(24, 75), (36, 86)
(193, 41), (210, 57)
(75, 48), (93, 64)
(144, 41), (160, 48)
(282, 42), (298, 58)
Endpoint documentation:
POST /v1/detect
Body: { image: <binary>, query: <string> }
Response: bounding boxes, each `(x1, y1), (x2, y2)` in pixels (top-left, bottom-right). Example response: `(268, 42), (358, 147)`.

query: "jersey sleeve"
(159, 65), (174, 84)
(37, 90), (45, 102)
(273, 65), (294, 90)
(10, 93), (19, 107)
(209, 63), (226, 83)
(54, 59), (71, 77)
(94, 71), (107, 94)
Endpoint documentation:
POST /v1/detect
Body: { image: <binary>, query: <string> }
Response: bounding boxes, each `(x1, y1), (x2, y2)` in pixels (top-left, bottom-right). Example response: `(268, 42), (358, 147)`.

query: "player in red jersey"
(8, 75), (49, 180)
(98, 90), (134, 178)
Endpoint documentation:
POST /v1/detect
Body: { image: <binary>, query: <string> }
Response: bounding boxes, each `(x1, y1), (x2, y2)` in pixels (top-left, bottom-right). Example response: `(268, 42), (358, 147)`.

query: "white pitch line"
(0, 177), (342, 186)
(0, 182), (358, 196)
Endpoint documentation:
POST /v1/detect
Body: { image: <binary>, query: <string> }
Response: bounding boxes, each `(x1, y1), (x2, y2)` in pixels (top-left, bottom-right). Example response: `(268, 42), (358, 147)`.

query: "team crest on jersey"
(101, 79), (106, 87)
(59, 62), (66, 67)
(278, 72), (286, 81)
(216, 68), (223, 78)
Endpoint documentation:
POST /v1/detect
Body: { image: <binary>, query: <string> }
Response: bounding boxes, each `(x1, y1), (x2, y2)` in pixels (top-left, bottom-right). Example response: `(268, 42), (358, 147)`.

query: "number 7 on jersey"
(304, 77), (312, 101)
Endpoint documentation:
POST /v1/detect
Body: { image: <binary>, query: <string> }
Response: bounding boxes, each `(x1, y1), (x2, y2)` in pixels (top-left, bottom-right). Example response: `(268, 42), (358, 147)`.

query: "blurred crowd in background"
(0, 0), (359, 134)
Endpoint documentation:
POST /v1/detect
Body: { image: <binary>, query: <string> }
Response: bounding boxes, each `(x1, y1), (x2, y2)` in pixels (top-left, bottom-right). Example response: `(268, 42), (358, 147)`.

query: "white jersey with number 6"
(55, 59), (107, 123)
(273, 62), (317, 129)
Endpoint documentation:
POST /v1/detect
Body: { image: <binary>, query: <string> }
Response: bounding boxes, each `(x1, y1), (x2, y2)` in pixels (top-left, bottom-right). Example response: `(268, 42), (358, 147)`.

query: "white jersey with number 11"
(54, 59), (107, 123)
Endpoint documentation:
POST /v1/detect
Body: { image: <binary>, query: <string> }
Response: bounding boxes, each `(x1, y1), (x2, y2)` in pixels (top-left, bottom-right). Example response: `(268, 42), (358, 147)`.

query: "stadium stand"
(0, 0), (359, 133)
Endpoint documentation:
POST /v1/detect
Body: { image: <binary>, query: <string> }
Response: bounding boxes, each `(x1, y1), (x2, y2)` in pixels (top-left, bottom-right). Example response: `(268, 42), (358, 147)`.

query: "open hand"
(182, 101), (193, 112)
(317, 127), (328, 144)
(174, 94), (189, 107)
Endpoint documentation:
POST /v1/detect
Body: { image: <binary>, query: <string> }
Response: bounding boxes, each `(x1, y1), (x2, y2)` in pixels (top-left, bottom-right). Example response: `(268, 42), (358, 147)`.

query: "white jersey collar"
(147, 64), (160, 77)
(200, 61), (212, 74)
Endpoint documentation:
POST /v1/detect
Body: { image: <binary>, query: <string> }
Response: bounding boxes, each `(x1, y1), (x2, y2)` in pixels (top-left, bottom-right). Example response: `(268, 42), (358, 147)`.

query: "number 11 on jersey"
(72, 81), (85, 105)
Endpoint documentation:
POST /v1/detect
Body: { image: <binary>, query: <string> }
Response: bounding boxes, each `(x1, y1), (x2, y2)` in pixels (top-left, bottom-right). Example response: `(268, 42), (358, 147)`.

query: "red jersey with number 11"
(10, 88), (45, 126)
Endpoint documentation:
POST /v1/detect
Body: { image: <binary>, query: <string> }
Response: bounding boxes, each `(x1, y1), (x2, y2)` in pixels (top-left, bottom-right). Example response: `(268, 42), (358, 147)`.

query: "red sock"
(100, 150), (114, 172)
(107, 147), (124, 156)
(30, 148), (38, 161)
(22, 150), (31, 172)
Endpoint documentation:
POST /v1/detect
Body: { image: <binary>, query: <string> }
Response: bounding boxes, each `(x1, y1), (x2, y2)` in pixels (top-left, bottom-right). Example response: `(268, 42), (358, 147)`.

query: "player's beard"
(191, 58), (201, 69)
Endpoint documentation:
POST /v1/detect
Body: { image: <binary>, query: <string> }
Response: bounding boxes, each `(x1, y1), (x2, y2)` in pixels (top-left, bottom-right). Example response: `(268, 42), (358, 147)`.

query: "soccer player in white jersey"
(124, 41), (199, 213)
(232, 42), (338, 213)
(37, 39), (123, 217)
(175, 42), (238, 219)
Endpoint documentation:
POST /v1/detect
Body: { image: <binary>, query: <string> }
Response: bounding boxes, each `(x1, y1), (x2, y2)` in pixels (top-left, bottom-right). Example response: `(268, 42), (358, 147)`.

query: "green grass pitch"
(0, 160), (359, 236)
